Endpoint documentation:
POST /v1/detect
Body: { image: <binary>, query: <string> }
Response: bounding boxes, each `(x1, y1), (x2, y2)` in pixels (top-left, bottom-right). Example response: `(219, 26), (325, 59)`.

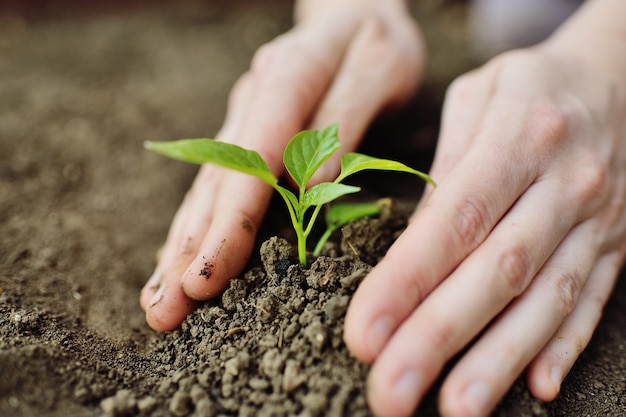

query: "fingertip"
(344, 262), (403, 363)
(366, 365), (424, 417)
(344, 307), (395, 364)
(140, 271), (163, 311)
(343, 292), (374, 362)
(526, 361), (562, 402)
(181, 217), (256, 301)
(181, 257), (232, 301)
(145, 285), (197, 332)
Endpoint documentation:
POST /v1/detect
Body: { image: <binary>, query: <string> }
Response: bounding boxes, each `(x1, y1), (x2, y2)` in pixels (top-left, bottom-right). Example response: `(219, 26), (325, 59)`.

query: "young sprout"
(145, 124), (435, 266)
(312, 200), (383, 257)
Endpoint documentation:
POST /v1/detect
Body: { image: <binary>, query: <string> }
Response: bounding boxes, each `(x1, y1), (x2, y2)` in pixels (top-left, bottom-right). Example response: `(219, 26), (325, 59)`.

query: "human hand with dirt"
(139, 0), (425, 331)
(344, 1), (626, 416)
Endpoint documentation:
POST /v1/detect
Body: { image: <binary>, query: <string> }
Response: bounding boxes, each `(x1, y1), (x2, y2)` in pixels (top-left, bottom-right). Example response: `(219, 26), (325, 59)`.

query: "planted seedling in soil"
(313, 199), (389, 257)
(145, 124), (435, 266)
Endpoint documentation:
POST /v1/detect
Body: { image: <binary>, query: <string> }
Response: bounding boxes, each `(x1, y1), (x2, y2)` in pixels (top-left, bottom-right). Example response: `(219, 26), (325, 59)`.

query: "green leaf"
(325, 201), (380, 229)
(275, 185), (299, 212)
(283, 124), (341, 189)
(145, 139), (278, 186)
(337, 153), (436, 186)
(302, 182), (360, 207)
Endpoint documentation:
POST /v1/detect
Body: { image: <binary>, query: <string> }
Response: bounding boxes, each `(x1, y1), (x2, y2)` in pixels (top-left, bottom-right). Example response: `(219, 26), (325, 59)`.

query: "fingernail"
(148, 286), (165, 308)
(368, 315), (395, 356)
(146, 271), (162, 290)
(462, 381), (492, 416)
(393, 369), (423, 405)
(550, 366), (563, 392)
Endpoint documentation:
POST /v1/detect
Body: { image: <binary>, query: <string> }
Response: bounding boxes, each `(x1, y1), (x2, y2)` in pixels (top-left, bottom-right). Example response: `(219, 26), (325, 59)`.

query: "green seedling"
(145, 124), (435, 266)
(313, 200), (383, 257)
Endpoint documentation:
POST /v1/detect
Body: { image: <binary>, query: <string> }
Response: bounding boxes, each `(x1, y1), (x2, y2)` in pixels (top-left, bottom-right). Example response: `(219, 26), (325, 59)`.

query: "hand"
(139, 0), (426, 331)
(344, 41), (626, 416)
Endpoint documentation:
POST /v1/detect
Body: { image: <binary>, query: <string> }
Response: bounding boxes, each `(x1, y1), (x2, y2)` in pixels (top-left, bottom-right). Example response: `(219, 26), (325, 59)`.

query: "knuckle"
(250, 41), (279, 75)
(525, 98), (568, 150)
(233, 208), (259, 237)
(451, 197), (491, 249)
(249, 39), (327, 122)
(551, 272), (583, 316)
(256, 143), (285, 172)
(574, 158), (610, 205)
(446, 73), (481, 104)
(560, 324), (586, 356)
(497, 244), (533, 295)
(427, 319), (455, 354)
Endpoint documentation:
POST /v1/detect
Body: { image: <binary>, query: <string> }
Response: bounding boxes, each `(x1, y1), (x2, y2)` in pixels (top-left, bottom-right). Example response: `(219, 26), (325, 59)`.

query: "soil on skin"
(1, 1), (625, 417)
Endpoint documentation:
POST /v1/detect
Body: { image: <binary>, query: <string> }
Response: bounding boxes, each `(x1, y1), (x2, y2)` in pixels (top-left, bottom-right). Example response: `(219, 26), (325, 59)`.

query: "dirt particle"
(261, 349), (285, 378)
(194, 397), (216, 415)
(169, 391), (191, 417)
(260, 237), (296, 278)
(136, 396), (156, 413)
(274, 257), (293, 276)
(100, 390), (136, 417)
(241, 218), (254, 234)
(222, 279), (247, 311)
(304, 320), (328, 351)
(249, 377), (270, 391)
(340, 267), (369, 290)
(325, 295), (350, 322)
(199, 261), (213, 279)
(282, 360), (306, 393)
(302, 392), (329, 416)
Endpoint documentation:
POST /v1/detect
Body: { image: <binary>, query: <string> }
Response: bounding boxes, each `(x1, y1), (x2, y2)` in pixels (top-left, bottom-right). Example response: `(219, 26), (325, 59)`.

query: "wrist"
(542, 0), (626, 85)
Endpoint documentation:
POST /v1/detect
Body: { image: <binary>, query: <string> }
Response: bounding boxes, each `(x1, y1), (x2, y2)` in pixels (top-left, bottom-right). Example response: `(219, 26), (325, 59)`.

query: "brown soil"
(1, 1), (625, 417)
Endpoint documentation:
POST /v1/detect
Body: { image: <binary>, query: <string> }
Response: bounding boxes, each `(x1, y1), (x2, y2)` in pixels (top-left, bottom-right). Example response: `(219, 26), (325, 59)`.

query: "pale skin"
(140, 0), (626, 416)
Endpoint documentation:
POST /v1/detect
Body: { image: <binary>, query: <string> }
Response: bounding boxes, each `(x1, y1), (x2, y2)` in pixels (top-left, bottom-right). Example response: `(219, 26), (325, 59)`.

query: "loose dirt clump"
(1, 2), (625, 417)
(97, 209), (407, 417)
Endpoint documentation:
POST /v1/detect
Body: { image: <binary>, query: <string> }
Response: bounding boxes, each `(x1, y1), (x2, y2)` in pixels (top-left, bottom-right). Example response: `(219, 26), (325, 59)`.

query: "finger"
(144, 22), (362, 330)
(362, 177), (583, 417)
(437, 220), (597, 416)
(180, 172), (270, 299)
(143, 175), (218, 331)
(525, 250), (622, 402)
(140, 74), (256, 319)
(140, 190), (192, 310)
(424, 65), (498, 185)
(234, 19), (363, 165)
(344, 97), (552, 361)
(179, 22), (361, 301)
(309, 18), (424, 183)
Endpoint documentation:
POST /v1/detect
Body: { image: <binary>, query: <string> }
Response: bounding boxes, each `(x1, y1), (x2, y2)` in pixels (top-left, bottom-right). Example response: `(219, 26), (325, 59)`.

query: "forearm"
(546, 0), (626, 80)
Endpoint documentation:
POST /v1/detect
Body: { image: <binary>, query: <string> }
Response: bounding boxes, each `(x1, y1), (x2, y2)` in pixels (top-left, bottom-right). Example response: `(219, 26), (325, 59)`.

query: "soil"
(1, 1), (625, 417)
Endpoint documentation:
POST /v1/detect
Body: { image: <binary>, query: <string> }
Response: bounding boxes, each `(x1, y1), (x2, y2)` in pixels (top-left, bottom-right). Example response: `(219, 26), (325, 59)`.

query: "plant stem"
(313, 228), (334, 257)
(296, 227), (308, 266)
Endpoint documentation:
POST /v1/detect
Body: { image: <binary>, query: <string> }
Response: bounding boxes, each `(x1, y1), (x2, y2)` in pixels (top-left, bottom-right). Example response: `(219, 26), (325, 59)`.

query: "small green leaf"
(302, 182), (360, 207)
(145, 139), (278, 186)
(337, 153), (436, 186)
(325, 201), (380, 229)
(275, 185), (299, 212)
(283, 124), (341, 189)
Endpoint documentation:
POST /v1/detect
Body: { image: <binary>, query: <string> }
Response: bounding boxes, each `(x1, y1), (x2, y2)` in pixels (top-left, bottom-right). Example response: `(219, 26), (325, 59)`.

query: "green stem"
(275, 187), (299, 237)
(304, 204), (323, 237)
(313, 227), (335, 257)
(296, 226), (308, 266)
